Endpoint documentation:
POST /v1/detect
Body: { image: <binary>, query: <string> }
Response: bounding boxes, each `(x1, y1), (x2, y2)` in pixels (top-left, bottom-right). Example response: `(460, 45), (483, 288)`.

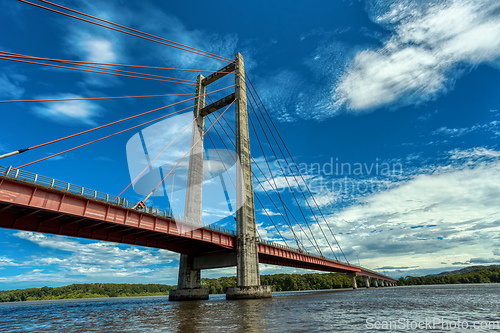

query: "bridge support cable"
(246, 95), (328, 258)
(0, 86), (234, 160)
(135, 102), (235, 208)
(0, 51), (200, 83)
(13, 105), (194, 170)
(205, 131), (290, 248)
(0, 54), (196, 85)
(0, 51), (197, 84)
(205, 114), (318, 255)
(247, 77), (348, 263)
(246, 75), (349, 263)
(114, 116), (198, 201)
(35, 0), (233, 62)
(206, 113), (320, 255)
(0, 93), (195, 104)
(0, 51), (234, 73)
(204, 114), (310, 252)
(247, 108), (294, 238)
(19, 0), (232, 63)
(248, 96), (338, 261)
(205, 125), (292, 248)
(245, 107), (311, 252)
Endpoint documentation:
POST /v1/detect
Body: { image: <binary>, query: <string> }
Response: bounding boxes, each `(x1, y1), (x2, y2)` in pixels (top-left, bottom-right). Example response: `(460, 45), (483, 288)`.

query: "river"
(0, 284), (498, 332)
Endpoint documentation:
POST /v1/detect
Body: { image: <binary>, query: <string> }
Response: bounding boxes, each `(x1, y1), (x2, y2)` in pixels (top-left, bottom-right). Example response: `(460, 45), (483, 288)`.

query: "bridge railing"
(0, 166), (339, 250)
(0, 165), (237, 235)
(0, 166), (349, 256)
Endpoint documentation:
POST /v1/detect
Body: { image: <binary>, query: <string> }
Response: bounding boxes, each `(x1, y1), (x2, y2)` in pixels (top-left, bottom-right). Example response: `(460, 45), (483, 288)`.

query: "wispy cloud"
(32, 93), (102, 125)
(0, 256), (21, 267)
(259, 208), (282, 216)
(433, 121), (500, 138)
(333, 0), (500, 111)
(0, 72), (25, 99)
(76, 35), (118, 63)
(7, 231), (180, 285)
(449, 147), (500, 160)
(320, 147), (500, 273)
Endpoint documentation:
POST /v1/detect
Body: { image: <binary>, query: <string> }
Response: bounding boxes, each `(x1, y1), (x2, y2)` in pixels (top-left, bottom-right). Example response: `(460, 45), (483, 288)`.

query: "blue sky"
(0, 0), (499, 290)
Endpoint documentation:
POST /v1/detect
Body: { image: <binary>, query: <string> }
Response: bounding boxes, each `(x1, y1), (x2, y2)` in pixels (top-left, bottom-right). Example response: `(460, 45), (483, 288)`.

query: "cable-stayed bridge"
(0, 0), (397, 300)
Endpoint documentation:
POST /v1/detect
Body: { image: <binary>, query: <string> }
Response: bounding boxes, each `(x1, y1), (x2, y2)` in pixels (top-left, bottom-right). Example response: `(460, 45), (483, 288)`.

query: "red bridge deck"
(0, 168), (396, 283)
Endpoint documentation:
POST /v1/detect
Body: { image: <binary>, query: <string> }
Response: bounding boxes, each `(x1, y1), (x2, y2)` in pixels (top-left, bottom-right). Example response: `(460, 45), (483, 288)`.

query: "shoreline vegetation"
(1, 266), (498, 303)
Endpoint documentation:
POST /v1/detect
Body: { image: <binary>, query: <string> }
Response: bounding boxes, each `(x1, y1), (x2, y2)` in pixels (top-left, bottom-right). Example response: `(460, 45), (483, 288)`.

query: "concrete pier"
(374, 279), (379, 288)
(365, 277), (370, 288)
(348, 273), (358, 290)
(169, 288), (209, 301)
(226, 285), (273, 300)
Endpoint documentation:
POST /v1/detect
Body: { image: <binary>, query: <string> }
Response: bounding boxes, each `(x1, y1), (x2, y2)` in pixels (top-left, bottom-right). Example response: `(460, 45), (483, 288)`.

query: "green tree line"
(0, 283), (174, 302)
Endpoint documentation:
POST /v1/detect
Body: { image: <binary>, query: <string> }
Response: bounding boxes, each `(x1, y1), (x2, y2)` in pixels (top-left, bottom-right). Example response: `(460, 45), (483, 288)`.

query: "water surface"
(0, 284), (498, 332)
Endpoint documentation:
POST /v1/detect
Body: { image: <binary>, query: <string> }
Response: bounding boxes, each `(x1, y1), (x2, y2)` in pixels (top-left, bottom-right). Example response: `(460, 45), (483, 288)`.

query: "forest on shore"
(1, 266), (498, 302)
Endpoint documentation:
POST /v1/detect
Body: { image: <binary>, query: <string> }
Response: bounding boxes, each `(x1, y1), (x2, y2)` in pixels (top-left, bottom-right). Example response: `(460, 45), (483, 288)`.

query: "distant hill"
(398, 265), (500, 286)
(430, 265), (500, 277)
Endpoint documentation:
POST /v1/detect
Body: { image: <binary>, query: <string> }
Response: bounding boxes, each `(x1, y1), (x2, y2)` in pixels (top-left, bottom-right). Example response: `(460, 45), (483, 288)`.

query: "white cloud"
(32, 94), (102, 125)
(333, 0), (500, 111)
(321, 148), (500, 273)
(449, 147), (500, 160)
(77, 35), (117, 63)
(0, 72), (25, 99)
(11, 232), (179, 284)
(0, 256), (20, 267)
(138, 7), (237, 69)
(259, 208), (282, 216)
(433, 120), (500, 138)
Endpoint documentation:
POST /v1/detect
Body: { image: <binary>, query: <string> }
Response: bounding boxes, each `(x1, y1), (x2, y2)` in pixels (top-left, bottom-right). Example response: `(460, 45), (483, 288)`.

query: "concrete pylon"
(169, 75), (209, 301)
(374, 279), (379, 288)
(365, 277), (370, 288)
(348, 273), (358, 290)
(226, 53), (272, 300)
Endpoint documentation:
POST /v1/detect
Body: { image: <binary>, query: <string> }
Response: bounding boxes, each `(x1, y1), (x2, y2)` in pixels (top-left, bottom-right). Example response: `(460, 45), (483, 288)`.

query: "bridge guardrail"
(0, 166), (346, 258)
(1, 166), (350, 253)
(0, 165), (238, 236)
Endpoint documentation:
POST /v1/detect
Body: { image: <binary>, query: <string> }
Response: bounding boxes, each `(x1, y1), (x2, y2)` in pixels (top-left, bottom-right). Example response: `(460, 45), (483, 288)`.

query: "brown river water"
(0, 284), (498, 332)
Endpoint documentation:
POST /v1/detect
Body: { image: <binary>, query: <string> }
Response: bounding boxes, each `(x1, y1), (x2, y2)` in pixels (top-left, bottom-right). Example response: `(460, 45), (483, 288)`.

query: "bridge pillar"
(348, 273), (358, 290)
(373, 279), (378, 288)
(364, 277), (370, 288)
(169, 74), (209, 302)
(226, 53), (271, 300)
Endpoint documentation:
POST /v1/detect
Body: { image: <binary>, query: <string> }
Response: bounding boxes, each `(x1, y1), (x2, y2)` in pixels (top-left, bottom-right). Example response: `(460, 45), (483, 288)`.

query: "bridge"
(0, 166), (397, 297)
(0, 0), (397, 300)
